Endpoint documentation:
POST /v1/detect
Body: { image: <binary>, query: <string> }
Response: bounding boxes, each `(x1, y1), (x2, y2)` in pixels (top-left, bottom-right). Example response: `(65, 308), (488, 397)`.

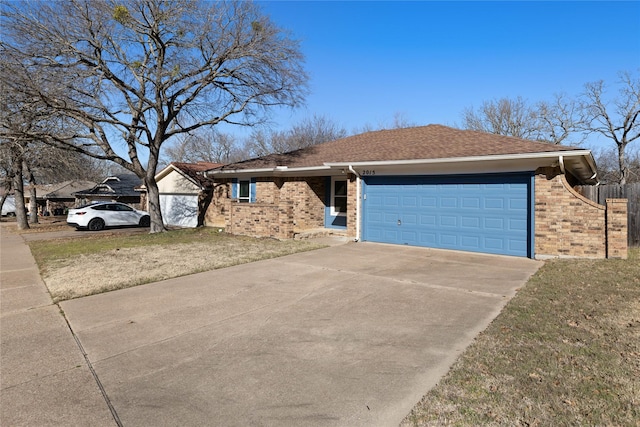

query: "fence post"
(606, 198), (628, 259)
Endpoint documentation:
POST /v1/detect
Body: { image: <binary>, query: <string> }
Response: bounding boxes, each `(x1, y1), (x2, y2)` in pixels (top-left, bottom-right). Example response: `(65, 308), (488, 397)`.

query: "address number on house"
(361, 170), (376, 176)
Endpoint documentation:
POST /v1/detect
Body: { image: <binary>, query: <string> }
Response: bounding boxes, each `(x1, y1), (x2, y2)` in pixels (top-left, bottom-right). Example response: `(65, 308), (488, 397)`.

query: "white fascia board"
(205, 165), (332, 177)
(325, 150), (594, 168)
(154, 164), (176, 181)
(326, 150), (598, 183)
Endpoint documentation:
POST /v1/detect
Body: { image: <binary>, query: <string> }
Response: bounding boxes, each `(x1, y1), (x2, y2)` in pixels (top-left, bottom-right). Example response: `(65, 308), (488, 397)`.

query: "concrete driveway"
(59, 242), (541, 427)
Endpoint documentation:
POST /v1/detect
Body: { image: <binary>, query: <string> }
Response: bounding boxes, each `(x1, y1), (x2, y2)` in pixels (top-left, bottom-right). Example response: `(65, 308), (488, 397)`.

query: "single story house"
(155, 161), (223, 228)
(25, 180), (97, 215)
(74, 174), (144, 208)
(204, 125), (627, 259)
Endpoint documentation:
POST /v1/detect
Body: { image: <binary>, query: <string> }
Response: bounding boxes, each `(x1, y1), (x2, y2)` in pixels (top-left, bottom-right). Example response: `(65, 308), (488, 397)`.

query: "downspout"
(348, 165), (361, 242)
(558, 155), (565, 174)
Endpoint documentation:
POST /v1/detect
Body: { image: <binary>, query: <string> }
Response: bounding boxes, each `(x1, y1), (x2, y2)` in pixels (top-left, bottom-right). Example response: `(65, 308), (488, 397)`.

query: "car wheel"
(139, 216), (150, 227)
(88, 218), (105, 231)
(6, 212), (15, 217)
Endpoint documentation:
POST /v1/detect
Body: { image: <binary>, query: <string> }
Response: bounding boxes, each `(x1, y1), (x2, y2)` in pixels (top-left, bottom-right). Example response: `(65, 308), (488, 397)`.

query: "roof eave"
(155, 164), (204, 189)
(205, 165), (332, 178)
(203, 150), (598, 185)
(326, 150), (599, 184)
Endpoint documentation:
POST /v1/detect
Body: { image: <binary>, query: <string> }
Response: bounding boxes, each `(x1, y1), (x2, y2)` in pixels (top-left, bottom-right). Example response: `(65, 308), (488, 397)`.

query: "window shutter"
(250, 178), (256, 203)
(231, 178), (238, 199)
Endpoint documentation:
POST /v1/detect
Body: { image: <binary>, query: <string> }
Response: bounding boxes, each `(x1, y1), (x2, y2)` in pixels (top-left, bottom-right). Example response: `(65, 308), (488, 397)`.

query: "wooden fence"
(576, 183), (640, 247)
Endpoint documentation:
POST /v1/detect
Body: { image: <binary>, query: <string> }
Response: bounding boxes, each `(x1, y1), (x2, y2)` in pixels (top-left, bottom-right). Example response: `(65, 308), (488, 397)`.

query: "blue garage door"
(362, 174), (532, 257)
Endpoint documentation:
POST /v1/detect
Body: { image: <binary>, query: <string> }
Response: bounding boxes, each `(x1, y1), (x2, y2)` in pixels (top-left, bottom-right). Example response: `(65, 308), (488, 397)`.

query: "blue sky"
(249, 1), (640, 151)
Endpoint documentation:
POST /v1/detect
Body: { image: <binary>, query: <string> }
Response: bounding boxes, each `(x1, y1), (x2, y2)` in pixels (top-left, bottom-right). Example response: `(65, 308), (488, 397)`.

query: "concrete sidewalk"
(0, 224), (115, 426)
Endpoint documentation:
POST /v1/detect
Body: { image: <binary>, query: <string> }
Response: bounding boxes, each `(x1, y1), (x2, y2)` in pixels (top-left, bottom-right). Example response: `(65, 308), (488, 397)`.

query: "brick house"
(204, 125), (627, 259)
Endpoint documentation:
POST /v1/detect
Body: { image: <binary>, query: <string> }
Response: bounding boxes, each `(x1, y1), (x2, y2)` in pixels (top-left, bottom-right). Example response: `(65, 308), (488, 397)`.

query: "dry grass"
(402, 249), (640, 426)
(28, 228), (324, 303)
(1, 216), (70, 233)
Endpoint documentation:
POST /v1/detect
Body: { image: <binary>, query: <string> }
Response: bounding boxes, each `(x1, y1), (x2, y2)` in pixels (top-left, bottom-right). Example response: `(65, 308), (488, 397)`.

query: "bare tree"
(1, 0), (307, 232)
(0, 142), (13, 215)
(0, 140), (30, 229)
(461, 94), (589, 146)
(354, 111), (417, 134)
(163, 129), (243, 165)
(461, 97), (541, 139)
(581, 71), (640, 184)
(536, 93), (588, 146)
(246, 114), (347, 157)
(0, 62), (42, 229)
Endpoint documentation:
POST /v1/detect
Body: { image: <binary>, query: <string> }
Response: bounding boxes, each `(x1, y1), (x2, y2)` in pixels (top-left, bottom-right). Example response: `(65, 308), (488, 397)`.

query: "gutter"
(325, 150), (595, 168)
(205, 165), (331, 177)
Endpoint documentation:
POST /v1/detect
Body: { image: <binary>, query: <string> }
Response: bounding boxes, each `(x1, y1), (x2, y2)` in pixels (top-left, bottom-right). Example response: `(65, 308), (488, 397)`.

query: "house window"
(331, 178), (347, 216)
(238, 180), (250, 203)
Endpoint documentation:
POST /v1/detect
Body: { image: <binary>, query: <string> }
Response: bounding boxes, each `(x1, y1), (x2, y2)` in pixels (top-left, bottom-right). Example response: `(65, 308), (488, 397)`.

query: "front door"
(325, 177), (347, 229)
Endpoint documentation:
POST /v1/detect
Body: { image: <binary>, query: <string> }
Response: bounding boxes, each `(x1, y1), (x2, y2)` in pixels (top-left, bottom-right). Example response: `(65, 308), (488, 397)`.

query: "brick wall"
(606, 198), (628, 259)
(535, 167), (606, 258)
(219, 177), (328, 239)
(205, 180), (230, 227)
(279, 177), (325, 230)
(346, 174), (358, 238)
(225, 199), (294, 239)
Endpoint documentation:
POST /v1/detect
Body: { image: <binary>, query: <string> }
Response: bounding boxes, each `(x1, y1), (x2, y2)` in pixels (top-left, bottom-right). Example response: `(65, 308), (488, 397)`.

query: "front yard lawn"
(28, 228), (324, 302)
(402, 249), (640, 426)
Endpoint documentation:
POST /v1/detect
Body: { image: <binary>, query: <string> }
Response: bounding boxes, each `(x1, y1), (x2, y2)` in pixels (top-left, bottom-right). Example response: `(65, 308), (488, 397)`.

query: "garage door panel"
(441, 197), (457, 208)
(484, 198), (504, 209)
(440, 234), (458, 246)
(363, 174), (531, 257)
(462, 197), (480, 209)
(440, 215), (457, 227)
(461, 217), (480, 228)
(160, 194), (198, 228)
(421, 197), (437, 207)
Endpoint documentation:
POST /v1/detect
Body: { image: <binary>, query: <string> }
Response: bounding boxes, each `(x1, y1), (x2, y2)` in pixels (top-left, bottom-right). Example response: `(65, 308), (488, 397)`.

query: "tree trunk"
(197, 186), (214, 227)
(0, 194), (7, 216)
(25, 163), (39, 224)
(618, 143), (628, 185)
(144, 176), (166, 233)
(12, 162), (29, 230)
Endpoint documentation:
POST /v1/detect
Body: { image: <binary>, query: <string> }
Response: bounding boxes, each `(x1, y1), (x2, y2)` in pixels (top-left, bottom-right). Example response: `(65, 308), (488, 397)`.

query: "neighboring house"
(204, 124), (628, 259)
(74, 174), (144, 208)
(155, 162), (223, 228)
(25, 180), (97, 215)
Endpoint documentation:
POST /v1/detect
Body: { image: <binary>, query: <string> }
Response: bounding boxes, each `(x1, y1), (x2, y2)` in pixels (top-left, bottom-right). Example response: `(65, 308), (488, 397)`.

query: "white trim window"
(331, 177), (347, 216)
(238, 180), (250, 203)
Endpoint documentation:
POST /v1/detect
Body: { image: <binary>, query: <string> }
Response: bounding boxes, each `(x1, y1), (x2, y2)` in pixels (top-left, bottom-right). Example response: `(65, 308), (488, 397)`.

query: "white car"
(1, 196), (16, 216)
(67, 202), (150, 231)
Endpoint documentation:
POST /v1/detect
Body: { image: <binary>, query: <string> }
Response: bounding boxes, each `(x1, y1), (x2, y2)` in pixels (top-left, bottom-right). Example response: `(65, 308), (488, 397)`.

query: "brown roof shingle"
(217, 124), (582, 171)
(171, 162), (224, 185)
